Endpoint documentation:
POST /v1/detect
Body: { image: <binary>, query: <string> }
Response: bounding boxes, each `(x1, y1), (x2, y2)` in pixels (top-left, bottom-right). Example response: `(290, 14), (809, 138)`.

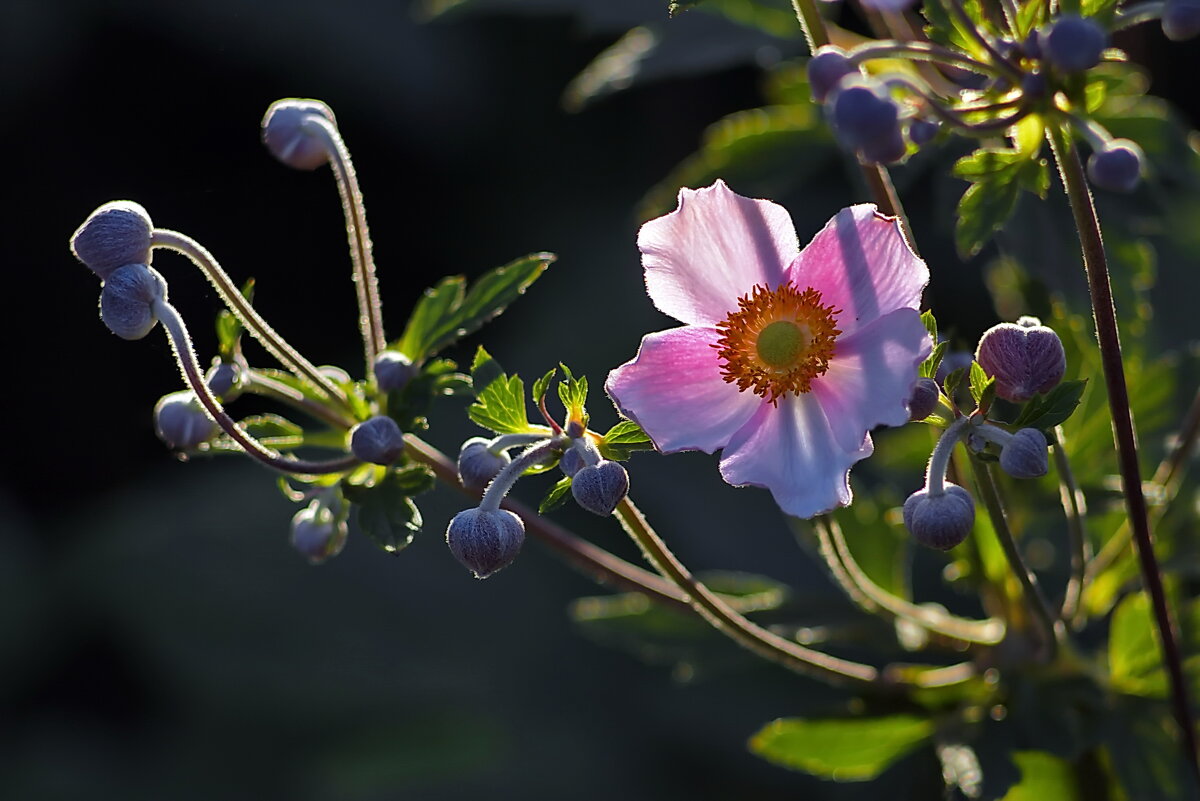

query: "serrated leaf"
(749, 715), (934, 780)
(920, 341), (949, 379)
(969, 361), (989, 405)
(346, 474), (424, 554)
(1013, 380), (1087, 430)
(539, 476), (574, 514)
(532, 367), (557, 407)
(920, 310), (938, 342)
(467, 347), (533, 435)
(944, 366), (967, 399)
(556, 364), (589, 423)
(956, 178), (1022, 259)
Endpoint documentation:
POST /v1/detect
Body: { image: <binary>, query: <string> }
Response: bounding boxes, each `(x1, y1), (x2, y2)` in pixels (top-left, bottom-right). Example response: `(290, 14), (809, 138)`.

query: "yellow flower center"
(714, 283), (841, 404)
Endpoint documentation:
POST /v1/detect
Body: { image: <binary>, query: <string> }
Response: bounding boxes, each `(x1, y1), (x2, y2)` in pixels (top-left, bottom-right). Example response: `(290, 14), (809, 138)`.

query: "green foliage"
(214, 278), (254, 360)
(969, 361), (996, 408)
(1010, 380), (1087, 432)
(394, 253), (553, 364)
(343, 468), (434, 554)
(467, 347), (535, 435)
(539, 476), (574, 514)
(556, 363), (589, 425)
(1000, 752), (1080, 801)
(598, 420), (655, 461)
(953, 148), (1051, 260)
(749, 715), (934, 780)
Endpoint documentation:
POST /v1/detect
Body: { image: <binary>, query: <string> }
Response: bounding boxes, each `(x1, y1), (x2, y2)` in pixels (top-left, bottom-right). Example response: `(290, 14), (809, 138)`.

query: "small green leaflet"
(557, 363), (589, 425)
(749, 715), (935, 780)
(944, 366), (967, 400)
(532, 367), (557, 407)
(343, 468), (434, 554)
(1012, 380), (1087, 430)
(969, 361), (996, 408)
(599, 420), (655, 461)
(918, 310), (946, 379)
(394, 253), (554, 364)
(215, 278), (254, 360)
(953, 149), (1050, 259)
(467, 347), (533, 435)
(539, 476), (574, 514)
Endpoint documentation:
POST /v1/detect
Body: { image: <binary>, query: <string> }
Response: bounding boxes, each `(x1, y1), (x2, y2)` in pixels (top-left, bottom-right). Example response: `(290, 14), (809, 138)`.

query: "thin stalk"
(847, 41), (1003, 76)
(1113, 1), (1165, 30)
(301, 115), (387, 369)
(944, 0), (1024, 82)
(970, 458), (1063, 660)
(153, 299), (360, 476)
(241, 369), (357, 429)
(1052, 426), (1090, 624)
(151, 229), (350, 409)
(1049, 123), (1199, 777)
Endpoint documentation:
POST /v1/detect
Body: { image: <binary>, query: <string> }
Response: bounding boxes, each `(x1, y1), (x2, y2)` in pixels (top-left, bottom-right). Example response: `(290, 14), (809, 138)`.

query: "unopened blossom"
(605, 180), (930, 518)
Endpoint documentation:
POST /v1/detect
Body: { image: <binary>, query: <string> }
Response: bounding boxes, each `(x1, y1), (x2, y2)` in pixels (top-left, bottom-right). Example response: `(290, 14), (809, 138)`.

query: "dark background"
(1, 1), (1196, 798)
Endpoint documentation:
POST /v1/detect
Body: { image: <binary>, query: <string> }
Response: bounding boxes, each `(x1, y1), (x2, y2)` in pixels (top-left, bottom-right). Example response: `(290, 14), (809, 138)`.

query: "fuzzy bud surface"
(350, 415), (404, 465)
(975, 317), (1066, 402)
(903, 484), (976, 551)
(571, 460), (630, 517)
(100, 263), (167, 340)
(446, 507), (525, 579)
(71, 201), (154, 279)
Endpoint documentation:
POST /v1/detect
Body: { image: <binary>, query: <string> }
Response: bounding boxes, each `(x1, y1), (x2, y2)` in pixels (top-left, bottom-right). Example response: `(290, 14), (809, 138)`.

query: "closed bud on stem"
(261, 99), (336, 170)
(1044, 15), (1108, 73)
(807, 47), (858, 103)
(71, 201), (153, 279)
(206, 360), (242, 398)
(907, 118), (940, 147)
(290, 501), (348, 565)
(457, 437), (511, 491)
(903, 484), (976, 550)
(1164, 0), (1200, 40)
(154, 390), (217, 449)
(100, 263), (167, 340)
(559, 447), (585, 478)
(907, 377), (941, 422)
(829, 78), (904, 165)
(445, 507), (525, 579)
(374, 350), (415, 392)
(571, 460), (630, 517)
(349, 415), (404, 465)
(1087, 139), (1144, 193)
(999, 428), (1049, 479)
(975, 316), (1066, 402)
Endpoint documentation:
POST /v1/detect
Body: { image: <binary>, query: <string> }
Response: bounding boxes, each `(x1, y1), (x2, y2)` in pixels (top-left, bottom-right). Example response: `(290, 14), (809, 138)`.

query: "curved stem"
(151, 229), (350, 409)
(153, 299), (361, 476)
(848, 41), (1004, 76)
(479, 439), (562, 512)
(943, 0), (1024, 83)
(928, 416), (971, 495)
(1052, 426), (1090, 625)
(301, 115), (387, 369)
(241, 369), (357, 429)
(1049, 123), (1199, 777)
(1113, 1), (1165, 30)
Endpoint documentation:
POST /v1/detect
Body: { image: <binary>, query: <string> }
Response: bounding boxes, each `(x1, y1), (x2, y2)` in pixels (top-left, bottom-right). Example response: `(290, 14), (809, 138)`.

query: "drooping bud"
(445, 507), (525, 579)
(374, 350), (415, 393)
(571, 460), (630, 517)
(261, 99), (336, 170)
(559, 447), (585, 478)
(907, 377), (941, 422)
(349, 415), (404, 465)
(807, 46), (858, 103)
(1163, 0), (1200, 40)
(206, 360), (242, 398)
(999, 428), (1049, 479)
(71, 201), (154, 279)
(290, 502), (348, 565)
(907, 118), (940, 147)
(154, 391), (217, 449)
(1044, 15), (1108, 73)
(1087, 139), (1144, 193)
(457, 437), (510, 491)
(974, 317), (1066, 402)
(903, 484), (976, 551)
(830, 78), (902, 163)
(100, 263), (167, 340)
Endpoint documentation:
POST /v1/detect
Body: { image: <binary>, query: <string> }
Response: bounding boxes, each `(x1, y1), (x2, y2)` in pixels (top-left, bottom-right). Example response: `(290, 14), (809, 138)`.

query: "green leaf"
(944, 366), (967, 399)
(1109, 592), (1168, 696)
(240, 414), (303, 441)
(920, 310), (938, 342)
(920, 340), (949, 379)
(539, 476), (574, 514)
(999, 752), (1080, 800)
(532, 367), (557, 407)
(467, 347), (533, 435)
(969, 361), (992, 406)
(952, 149), (1049, 258)
(395, 254), (554, 363)
(599, 420), (655, 461)
(1012, 380), (1088, 430)
(749, 715), (934, 780)
(556, 363), (589, 425)
(214, 278), (254, 360)
(345, 473), (425, 554)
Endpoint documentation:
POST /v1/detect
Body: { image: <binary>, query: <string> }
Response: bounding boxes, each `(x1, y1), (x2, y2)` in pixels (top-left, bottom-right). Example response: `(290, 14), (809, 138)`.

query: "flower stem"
(241, 369), (358, 429)
(1051, 426), (1090, 625)
(478, 439), (563, 512)
(847, 41), (1003, 76)
(1049, 123), (1199, 776)
(1112, 1), (1165, 30)
(151, 229), (351, 410)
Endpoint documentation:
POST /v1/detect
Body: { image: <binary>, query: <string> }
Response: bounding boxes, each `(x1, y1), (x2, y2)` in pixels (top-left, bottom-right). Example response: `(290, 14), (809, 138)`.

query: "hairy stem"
(242, 369), (358, 429)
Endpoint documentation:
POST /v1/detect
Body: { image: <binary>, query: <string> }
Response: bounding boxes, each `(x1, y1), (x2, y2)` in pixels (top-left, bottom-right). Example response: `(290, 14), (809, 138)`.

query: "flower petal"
(640, 180), (800, 326)
(718, 393), (867, 518)
(811, 308), (932, 452)
(606, 326), (763, 454)
(786, 205), (928, 335)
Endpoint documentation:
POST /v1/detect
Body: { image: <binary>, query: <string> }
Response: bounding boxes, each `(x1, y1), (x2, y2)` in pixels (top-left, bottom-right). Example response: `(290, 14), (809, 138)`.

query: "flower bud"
(974, 317), (1066, 402)
(71, 201), (154, 279)
(374, 349), (415, 393)
(100, 263), (167, 340)
(1087, 139), (1144, 193)
(807, 47), (858, 103)
(559, 447), (585, 478)
(903, 484), (975, 551)
(1163, 0), (1200, 40)
(571, 460), (630, 517)
(154, 391), (217, 449)
(907, 118), (940, 147)
(206, 360), (241, 398)
(457, 437), (510, 491)
(999, 428), (1049, 479)
(831, 79), (901, 158)
(1044, 15), (1108, 73)
(349, 415), (404, 465)
(907, 377), (941, 422)
(261, 99), (336, 170)
(290, 502), (348, 565)
(860, 126), (908, 165)
(446, 507), (525, 579)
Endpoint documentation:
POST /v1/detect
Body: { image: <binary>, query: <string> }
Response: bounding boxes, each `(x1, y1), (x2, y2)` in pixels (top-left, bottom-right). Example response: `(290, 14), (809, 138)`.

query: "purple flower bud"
(1021, 72), (1047, 100)
(457, 437), (510, 491)
(908, 118), (940, 147)
(571, 460), (630, 517)
(861, 126), (908, 165)
(290, 503), (348, 565)
(975, 317), (1066, 402)
(71, 201), (154, 279)
(999, 428), (1049, 479)
(903, 484), (975, 551)
(807, 46), (858, 103)
(206, 360), (241, 398)
(1022, 30), (1043, 60)
(100, 263), (167, 340)
(349, 415), (404, 465)
(908, 377), (941, 422)
(261, 99), (336, 171)
(374, 350), (415, 393)
(831, 79), (901, 156)
(446, 507), (525, 579)
(1044, 15), (1108, 73)
(1163, 0), (1200, 40)
(559, 447), (585, 478)
(153, 391), (217, 449)
(1087, 139), (1143, 193)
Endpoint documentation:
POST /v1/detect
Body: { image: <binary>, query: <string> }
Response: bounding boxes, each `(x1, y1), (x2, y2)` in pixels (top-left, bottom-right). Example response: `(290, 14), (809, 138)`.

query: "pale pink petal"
(786, 205), (928, 335)
(811, 308), (933, 452)
(718, 393), (867, 518)
(640, 180), (800, 326)
(606, 326), (763, 454)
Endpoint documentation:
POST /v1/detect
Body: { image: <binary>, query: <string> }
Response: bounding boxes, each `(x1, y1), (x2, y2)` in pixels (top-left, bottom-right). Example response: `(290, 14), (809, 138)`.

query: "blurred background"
(2, 0), (1198, 798)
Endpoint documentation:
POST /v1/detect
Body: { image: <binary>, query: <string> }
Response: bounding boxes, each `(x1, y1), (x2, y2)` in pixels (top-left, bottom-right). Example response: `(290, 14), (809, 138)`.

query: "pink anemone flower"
(605, 180), (931, 518)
